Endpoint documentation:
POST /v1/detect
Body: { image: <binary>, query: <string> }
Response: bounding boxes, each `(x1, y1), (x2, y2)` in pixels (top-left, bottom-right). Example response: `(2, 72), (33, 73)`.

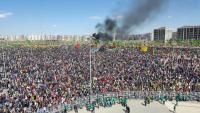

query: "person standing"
(173, 104), (177, 113)
(144, 97), (147, 106)
(63, 105), (68, 113)
(74, 104), (78, 113)
(126, 105), (130, 113)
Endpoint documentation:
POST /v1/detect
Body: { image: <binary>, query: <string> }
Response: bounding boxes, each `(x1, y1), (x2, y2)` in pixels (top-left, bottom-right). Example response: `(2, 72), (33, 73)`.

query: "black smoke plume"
(120, 0), (167, 33)
(105, 18), (117, 32)
(93, 0), (167, 40)
(93, 18), (117, 41)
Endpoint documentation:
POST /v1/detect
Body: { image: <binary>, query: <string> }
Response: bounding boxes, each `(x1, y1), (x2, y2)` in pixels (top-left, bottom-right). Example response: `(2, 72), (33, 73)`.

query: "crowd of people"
(0, 45), (200, 112)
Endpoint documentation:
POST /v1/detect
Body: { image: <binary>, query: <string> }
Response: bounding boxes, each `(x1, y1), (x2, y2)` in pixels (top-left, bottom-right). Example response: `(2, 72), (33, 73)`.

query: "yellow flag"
(140, 46), (148, 53)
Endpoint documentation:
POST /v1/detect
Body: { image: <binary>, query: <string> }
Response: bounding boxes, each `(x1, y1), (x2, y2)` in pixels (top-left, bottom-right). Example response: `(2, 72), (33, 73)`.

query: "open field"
(66, 100), (200, 113)
(68, 99), (170, 113)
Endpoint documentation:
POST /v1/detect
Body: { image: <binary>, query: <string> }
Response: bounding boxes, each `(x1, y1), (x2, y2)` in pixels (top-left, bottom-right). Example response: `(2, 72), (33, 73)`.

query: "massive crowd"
(0, 45), (200, 112)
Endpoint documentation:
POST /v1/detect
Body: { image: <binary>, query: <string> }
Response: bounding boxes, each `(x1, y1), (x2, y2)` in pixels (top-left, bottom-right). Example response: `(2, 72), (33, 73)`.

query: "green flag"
(26, 39), (32, 47)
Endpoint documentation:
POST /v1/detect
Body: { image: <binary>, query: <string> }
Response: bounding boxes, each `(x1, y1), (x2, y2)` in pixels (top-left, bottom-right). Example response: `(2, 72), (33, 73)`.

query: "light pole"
(89, 36), (101, 113)
(1, 38), (7, 79)
(89, 37), (92, 98)
(3, 52), (6, 79)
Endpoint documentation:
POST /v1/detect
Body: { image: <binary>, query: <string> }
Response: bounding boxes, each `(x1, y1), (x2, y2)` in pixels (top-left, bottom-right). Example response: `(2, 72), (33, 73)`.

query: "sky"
(0, 0), (200, 35)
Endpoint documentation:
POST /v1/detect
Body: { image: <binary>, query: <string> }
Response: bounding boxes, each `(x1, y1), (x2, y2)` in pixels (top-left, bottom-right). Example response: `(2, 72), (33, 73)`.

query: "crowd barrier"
(35, 91), (200, 113)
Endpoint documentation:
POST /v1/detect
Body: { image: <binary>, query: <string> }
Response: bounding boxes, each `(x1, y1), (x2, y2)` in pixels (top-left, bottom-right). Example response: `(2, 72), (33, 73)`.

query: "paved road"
(69, 99), (171, 113)
(165, 101), (200, 113)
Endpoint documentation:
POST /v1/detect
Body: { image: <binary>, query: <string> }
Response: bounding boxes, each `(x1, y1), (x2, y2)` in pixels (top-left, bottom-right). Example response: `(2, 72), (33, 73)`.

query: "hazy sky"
(0, 0), (199, 35)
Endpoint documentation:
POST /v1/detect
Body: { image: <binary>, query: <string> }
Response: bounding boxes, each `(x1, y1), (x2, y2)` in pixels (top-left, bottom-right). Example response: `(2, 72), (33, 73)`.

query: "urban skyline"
(1, 25), (200, 42)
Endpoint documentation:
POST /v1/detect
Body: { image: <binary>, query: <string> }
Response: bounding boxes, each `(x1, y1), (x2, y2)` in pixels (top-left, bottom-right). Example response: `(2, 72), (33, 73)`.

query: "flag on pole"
(74, 42), (80, 49)
(26, 39), (32, 46)
(140, 46), (148, 53)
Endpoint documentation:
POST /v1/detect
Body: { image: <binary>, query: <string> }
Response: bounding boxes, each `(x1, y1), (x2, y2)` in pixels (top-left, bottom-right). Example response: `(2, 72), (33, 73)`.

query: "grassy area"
(0, 39), (200, 48)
